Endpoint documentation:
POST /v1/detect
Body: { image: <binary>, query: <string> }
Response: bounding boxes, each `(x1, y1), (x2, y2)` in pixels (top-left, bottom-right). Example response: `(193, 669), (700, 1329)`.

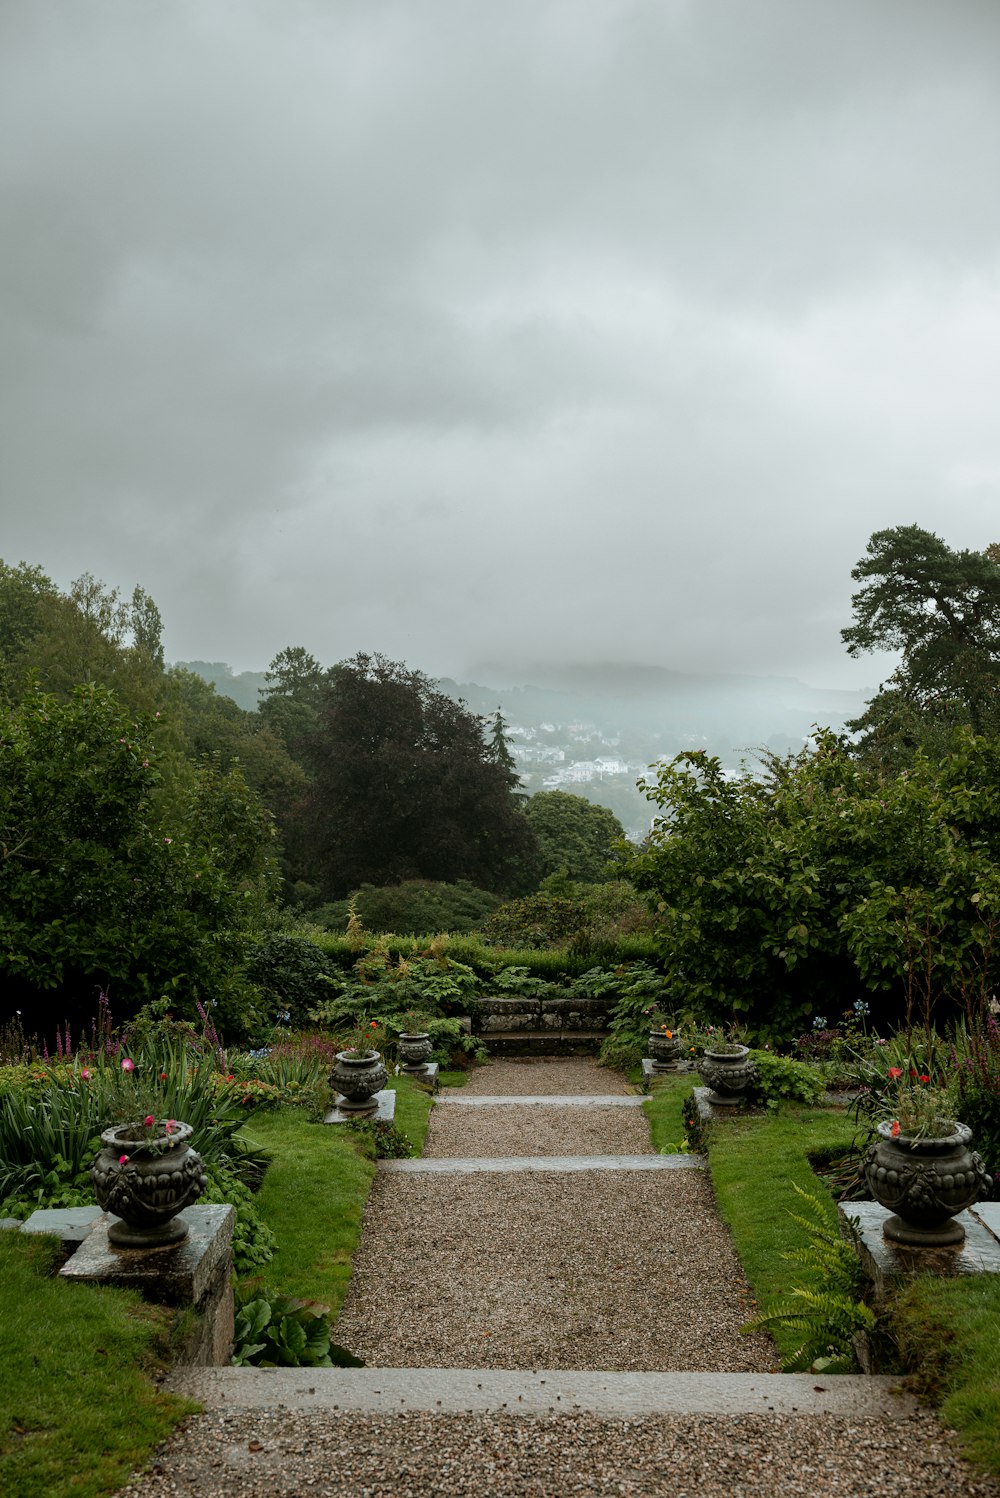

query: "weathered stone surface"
(324, 1090), (397, 1125)
(60, 1202), (235, 1308)
(841, 1200), (1000, 1301)
(21, 1205), (104, 1250)
(542, 997), (615, 1026)
(477, 997), (540, 1018)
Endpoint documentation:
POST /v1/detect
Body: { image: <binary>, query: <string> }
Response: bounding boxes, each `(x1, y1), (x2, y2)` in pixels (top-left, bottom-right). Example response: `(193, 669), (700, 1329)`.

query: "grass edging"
(0, 1232), (196, 1498)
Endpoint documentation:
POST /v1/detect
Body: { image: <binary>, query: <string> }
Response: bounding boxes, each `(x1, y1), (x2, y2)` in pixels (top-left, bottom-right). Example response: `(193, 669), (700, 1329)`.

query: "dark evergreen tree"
(301, 654), (539, 898)
(843, 525), (1000, 763)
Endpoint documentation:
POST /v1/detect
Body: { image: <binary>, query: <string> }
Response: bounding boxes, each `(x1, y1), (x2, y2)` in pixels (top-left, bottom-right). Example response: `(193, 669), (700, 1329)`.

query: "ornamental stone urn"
(647, 1029), (682, 1071)
(862, 1120), (992, 1247)
(397, 1032), (433, 1073)
(329, 1050), (389, 1114)
(91, 1120), (207, 1248)
(697, 1044), (756, 1106)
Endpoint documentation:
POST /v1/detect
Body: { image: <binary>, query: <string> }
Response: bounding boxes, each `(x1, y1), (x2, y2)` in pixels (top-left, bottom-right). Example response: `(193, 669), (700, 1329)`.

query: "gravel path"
(449, 1057), (630, 1096)
(111, 1057), (1000, 1498)
(117, 1408), (1000, 1498)
(333, 1169), (776, 1372)
(424, 1102), (653, 1157)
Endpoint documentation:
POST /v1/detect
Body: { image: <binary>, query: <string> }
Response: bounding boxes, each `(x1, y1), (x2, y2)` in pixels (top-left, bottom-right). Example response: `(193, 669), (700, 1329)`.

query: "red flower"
(887, 1067), (903, 1080)
(919, 1074), (930, 1083)
(891, 1120), (901, 1138)
(909, 1068), (918, 1077)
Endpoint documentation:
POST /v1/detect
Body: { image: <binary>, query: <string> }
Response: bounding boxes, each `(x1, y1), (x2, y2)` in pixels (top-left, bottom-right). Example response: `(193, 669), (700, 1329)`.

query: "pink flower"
(887, 1067), (903, 1080)
(80, 1068), (91, 1080)
(143, 1114), (155, 1127)
(118, 1153), (129, 1164)
(165, 1119), (177, 1135)
(120, 1058), (135, 1073)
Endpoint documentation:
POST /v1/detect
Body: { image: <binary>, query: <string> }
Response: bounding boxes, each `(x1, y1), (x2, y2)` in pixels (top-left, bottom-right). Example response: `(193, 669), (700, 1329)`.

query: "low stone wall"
(475, 995), (615, 1036)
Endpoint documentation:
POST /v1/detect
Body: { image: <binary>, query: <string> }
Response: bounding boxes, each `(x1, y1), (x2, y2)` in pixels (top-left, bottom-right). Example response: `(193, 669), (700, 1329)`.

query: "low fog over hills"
(178, 658), (868, 839)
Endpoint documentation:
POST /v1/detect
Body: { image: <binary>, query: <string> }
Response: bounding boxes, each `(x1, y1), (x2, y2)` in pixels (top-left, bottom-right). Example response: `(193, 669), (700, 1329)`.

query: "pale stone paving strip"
(447, 1056), (633, 1095)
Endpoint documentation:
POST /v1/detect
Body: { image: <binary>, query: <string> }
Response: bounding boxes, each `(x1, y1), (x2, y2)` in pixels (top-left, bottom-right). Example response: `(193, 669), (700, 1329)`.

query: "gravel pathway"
(116, 1407), (1000, 1498)
(449, 1057), (630, 1096)
(333, 1169), (776, 1372)
(111, 1057), (1000, 1498)
(424, 1102), (653, 1157)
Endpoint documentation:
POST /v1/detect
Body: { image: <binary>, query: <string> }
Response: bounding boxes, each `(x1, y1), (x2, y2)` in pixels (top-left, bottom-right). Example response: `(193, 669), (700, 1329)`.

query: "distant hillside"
(176, 655), (870, 840)
(173, 661), (270, 711)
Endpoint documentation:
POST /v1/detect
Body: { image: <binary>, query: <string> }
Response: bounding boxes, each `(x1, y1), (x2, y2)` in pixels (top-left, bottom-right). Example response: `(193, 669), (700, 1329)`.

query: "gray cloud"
(2, 0), (999, 691)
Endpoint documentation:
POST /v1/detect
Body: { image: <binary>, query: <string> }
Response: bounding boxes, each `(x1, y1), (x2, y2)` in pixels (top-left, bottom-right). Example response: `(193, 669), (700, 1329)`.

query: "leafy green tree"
(0, 684), (275, 1042)
(628, 732), (1000, 1040)
(523, 790), (625, 884)
(301, 653), (539, 899)
(843, 526), (1000, 761)
(316, 879), (502, 937)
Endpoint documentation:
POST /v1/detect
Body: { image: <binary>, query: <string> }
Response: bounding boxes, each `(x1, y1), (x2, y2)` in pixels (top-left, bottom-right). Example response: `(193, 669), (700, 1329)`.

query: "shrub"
(243, 933), (344, 1027)
(749, 1050), (827, 1108)
(314, 879), (502, 936)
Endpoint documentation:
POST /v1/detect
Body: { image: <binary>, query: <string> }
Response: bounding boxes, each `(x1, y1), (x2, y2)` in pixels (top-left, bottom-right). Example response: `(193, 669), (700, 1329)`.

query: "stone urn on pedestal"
(329, 1050), (389, 1115)
(397, 1032), (433, 1074)
(697, 1044), (757, 1106)
(863, 1120), (992, 1247)
(91, 1119), (207, 1248)
(647, 1028), (683, 1072)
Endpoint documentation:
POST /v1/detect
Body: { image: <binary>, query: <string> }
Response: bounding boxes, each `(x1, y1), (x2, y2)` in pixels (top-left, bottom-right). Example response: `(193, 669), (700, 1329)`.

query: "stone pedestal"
(398, 1061), (439, 1090)
(324, 1089), (397, 1125)
(21, 1205), (104, 1253)
(60, 1203), (235, 1365)
(840, 1200), (1000, 1300)
(641, 1058), (686, 1090)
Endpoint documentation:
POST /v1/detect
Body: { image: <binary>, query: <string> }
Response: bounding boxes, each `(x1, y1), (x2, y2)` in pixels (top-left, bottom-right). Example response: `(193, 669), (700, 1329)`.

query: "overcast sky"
(3, 0), (999, 691)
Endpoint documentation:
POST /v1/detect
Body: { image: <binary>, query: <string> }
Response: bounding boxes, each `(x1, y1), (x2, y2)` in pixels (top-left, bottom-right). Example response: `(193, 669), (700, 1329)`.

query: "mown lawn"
(0, 1232), (196, 1498)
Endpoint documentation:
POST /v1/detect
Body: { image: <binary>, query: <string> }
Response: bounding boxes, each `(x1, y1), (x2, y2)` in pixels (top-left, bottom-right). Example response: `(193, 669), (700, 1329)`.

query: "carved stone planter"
(647, 1029), (682, 1071)
(862, 1120), (992, 1247)
(91, 1120), (207, 1248)
(398, 1032), (433, 1072)
(329, 1050), (388, 1114)
(697, 1045), (756, 1106)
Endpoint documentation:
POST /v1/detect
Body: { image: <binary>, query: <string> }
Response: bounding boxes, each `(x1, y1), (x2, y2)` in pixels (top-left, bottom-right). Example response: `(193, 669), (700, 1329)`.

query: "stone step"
(165, 1366), (916, 1419)
(436, 1093), (646, 1107)
(481, 1030), (606, 1056)
(377, 1153), (704, 1173)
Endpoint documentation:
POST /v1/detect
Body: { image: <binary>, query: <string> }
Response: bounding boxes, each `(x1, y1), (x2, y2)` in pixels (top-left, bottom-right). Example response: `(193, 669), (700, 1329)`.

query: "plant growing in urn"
(91, 1116), (208, 1247)
(646, 1017), (683, 1072)
(697, 1042), (757, 1106)
(862, 1074), (992, 1247)
(329, 1019), (389, 1115)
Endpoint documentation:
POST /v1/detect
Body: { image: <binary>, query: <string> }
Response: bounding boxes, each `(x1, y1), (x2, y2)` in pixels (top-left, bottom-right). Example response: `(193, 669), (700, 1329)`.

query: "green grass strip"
(894, 1274), (1000, 1479)
(642, 1074), (694, 1152)
(0, 1232), (195, 1498)
(243, 1077), (433, 1309)
(699, 1105), (856, 1365)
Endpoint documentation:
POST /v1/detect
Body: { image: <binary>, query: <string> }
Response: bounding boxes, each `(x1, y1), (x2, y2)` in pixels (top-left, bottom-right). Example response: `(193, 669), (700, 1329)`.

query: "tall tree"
(523, 790), (625, 884)
(843, 525), (1000, 761)
(301, 654), (538, 898)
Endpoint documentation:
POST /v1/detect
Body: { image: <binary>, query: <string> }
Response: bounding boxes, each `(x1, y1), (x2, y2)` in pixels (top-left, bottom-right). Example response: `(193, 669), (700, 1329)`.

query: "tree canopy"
(523, 790), (625, 883)
(300, 653), (539, 898)
(843, 525), (1000, 761)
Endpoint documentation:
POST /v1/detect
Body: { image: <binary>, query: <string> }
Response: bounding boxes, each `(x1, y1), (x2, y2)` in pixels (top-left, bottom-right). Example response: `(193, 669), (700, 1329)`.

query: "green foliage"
(597, 963), (677, 1070)
(243, 933), (344, 1026)
(299, 653), (539, 898)
(0, 683), (275, 1039)
(740, 1186), (877, 1371)
(522, 790), (625, 883)
(346, 1117), (414, 1159)
(843, 525), (1000, 759)
(314, 878), (502, 936)
(201, 1168), (277, 1275)
(628, 731), (1000, 1042)
(749, 1050), (827, 1108)
(231, 1282), (363, 1368)
(950, 1015), (1000, 1193)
